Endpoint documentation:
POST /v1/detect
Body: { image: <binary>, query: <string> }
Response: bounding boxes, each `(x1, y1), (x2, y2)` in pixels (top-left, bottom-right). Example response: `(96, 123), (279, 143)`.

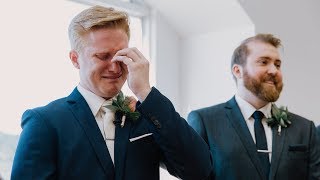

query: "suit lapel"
(270, 126), (286, 179)
(67, 88), (115, 179)
(114, 117), (132, 180)
(225, 97), (267, 180)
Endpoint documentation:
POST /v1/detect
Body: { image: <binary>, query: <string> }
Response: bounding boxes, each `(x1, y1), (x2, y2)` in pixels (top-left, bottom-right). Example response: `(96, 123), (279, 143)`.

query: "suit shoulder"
(288, 112), (315, 126)
(34, 97), (68, 110)
(23, 97), (69, 118)
(188, 102), (227, 124)
(191, 102), (226, 115)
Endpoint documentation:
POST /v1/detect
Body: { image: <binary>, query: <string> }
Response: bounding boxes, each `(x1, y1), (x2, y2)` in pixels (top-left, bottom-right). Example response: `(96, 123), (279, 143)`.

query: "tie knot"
(252, 111), (264, 121)
(100, 99), (114, 113)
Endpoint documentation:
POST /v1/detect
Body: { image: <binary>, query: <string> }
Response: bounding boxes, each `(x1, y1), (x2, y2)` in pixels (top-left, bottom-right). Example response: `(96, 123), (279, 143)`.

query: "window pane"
(0, 1), (144, 179)
(122, 16), (143, 97)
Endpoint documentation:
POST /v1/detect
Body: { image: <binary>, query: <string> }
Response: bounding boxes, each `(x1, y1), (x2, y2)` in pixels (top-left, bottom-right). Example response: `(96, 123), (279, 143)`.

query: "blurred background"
(0, 0), (319, 179)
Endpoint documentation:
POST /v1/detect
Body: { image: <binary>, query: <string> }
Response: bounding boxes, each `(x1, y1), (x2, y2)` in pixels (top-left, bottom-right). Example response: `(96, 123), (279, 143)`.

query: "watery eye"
(96, 53), (111, 61)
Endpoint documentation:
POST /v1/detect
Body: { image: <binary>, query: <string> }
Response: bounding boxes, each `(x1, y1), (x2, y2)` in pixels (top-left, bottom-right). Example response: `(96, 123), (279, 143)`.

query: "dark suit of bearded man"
(188, 34), (320, 180)
(188, 96), (320, 180)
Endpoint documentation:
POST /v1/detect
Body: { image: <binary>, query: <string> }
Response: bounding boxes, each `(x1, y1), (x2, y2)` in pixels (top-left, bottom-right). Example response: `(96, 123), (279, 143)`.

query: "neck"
(237, 85), (268, 109)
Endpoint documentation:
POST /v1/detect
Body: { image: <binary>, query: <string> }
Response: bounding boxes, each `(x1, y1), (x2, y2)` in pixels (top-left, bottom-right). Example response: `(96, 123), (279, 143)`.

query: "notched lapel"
(67, 88), (115, 178)
(225, 97), (267, 180)
(270, 126), (286, 179)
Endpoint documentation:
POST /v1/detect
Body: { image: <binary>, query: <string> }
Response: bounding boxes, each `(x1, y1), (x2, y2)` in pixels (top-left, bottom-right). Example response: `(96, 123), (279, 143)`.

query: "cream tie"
(100, 100), (115, 163)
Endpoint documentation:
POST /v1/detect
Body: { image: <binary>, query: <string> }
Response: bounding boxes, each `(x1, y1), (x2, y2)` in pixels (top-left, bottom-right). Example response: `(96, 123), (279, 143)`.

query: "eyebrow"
(259, 56), (281, 62)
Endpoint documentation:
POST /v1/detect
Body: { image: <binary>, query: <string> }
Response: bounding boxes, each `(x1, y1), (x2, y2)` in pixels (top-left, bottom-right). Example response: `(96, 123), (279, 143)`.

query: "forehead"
(84, 28), (129, 52)
(246, 41), (280, 60)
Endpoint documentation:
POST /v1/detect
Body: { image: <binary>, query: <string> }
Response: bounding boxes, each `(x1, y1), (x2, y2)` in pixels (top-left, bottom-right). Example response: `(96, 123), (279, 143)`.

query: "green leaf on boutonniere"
(105, 91), (140, 126)
(266, 103), (291, 135)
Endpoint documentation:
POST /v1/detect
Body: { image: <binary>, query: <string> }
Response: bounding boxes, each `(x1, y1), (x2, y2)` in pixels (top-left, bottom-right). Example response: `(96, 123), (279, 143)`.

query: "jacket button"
(153, 119), (161, 129)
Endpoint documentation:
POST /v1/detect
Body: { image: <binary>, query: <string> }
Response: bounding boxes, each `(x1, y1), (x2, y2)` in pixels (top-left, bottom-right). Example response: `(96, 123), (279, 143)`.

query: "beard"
(243, 70), (283, 102)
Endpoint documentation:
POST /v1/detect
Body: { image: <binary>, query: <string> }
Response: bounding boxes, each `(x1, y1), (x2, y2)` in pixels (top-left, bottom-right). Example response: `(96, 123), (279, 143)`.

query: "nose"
(267, 64), (278, 75)
(108, 61), (121, 73)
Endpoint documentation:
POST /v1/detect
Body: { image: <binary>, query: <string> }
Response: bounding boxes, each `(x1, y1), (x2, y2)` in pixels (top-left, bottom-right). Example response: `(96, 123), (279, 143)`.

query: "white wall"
(151, 10), (181, 180)
(150, 0), (255, 118)
(151, 8), (254, 179)
(0, 0), (88, 134)
(153, 0), (320, 126)
(180, 27), (255, 117)
(239, 0), (320, 125)
(153, 11), (182, 112)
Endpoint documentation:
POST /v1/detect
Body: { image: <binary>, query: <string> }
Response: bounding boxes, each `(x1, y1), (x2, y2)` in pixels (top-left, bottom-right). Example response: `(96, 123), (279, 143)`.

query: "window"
(0, 1), (150, 179)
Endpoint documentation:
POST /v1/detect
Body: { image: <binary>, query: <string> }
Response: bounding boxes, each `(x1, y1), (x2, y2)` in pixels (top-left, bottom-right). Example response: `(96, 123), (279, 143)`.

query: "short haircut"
(231, 33), (282, 81)
(68, 5), (130, 52)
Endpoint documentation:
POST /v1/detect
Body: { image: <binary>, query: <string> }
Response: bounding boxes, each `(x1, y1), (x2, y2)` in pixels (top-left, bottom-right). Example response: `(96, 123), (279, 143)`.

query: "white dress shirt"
(235, 94), (273, 161)
(77, 85), (116, 164)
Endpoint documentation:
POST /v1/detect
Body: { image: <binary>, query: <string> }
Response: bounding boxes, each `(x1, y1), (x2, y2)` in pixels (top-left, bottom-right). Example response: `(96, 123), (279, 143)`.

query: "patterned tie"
(252, 111), (270, 179)
(101, 106), (115, 140)
(100, 100), (115, 163)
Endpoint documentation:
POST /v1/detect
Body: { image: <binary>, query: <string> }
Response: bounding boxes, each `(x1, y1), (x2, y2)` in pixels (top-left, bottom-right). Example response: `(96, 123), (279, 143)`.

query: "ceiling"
(144, 0), (253, 37)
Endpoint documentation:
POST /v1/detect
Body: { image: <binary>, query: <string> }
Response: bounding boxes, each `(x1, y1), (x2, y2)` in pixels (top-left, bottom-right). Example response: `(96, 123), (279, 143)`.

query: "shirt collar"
(235, 94), (272, 120)
(77, 84), (111, 117)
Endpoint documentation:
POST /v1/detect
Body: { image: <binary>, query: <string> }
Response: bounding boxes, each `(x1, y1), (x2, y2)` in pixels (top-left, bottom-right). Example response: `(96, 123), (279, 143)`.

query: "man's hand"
(112, 47), (151, 101)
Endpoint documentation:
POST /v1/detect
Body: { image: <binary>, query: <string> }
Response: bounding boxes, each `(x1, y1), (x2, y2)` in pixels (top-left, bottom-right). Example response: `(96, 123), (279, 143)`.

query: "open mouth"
(102, 73), (122, 79)
(264, 81), (277, 87)
(265, 81), (275, 85)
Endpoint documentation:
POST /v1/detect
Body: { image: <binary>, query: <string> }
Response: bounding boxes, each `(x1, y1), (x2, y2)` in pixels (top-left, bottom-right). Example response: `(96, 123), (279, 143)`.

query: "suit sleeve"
(136, 87), (213, 180)
(187, 111), (208, 143)
(11, 109), (56, 180)
(309, 121), (320, 179)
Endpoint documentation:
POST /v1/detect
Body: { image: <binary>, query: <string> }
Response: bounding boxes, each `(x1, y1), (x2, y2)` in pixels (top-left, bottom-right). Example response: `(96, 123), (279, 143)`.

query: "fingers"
(130, 47), (145, 60)
(111, 47), (147, 64)
(111, 47), (151, 101)
(112, 55), (134, 66)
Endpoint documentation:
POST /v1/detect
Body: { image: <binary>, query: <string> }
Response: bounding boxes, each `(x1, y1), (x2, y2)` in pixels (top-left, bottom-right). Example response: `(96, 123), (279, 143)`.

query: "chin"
(96, 87), (118, 98)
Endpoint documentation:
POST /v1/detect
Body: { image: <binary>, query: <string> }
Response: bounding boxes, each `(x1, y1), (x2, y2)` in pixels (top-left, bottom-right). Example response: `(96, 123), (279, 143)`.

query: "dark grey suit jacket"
(188, 97), (320, 180)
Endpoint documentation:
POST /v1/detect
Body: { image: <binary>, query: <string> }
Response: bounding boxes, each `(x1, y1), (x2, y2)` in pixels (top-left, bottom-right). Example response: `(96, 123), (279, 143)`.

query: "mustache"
(263, 75), (280, 84)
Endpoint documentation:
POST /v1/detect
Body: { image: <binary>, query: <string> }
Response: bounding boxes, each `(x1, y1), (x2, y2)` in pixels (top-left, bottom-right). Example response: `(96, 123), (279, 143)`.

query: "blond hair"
(68, 5), (130, 52)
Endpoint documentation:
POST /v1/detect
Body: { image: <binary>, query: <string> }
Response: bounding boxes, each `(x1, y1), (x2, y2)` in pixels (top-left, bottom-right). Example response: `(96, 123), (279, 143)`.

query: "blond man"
(12, 6), (212, 180)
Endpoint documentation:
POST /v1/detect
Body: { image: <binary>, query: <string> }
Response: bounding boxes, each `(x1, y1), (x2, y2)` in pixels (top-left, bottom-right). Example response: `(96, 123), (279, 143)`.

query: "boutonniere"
(105, 91), (140, 128)
(266, 103), (291, 135)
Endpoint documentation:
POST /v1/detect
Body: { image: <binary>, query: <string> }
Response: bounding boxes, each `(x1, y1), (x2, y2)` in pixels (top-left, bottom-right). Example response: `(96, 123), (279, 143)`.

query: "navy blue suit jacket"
(188, 97), (320, 180)
(12, 87), (212, 180)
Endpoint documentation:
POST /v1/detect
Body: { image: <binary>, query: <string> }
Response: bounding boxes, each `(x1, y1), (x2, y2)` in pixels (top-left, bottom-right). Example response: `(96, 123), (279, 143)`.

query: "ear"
(232, 64), (243, 80)
(69, 50), (80, 69)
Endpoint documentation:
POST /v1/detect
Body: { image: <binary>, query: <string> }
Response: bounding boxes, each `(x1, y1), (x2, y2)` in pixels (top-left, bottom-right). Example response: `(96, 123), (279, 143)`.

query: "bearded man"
(188, 34), (320, 180)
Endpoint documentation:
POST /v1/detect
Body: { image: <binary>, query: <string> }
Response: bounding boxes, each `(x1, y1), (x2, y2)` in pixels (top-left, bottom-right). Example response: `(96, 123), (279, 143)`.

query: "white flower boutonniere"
(266, 103), (291, 135)
(105, 91), (140, 128)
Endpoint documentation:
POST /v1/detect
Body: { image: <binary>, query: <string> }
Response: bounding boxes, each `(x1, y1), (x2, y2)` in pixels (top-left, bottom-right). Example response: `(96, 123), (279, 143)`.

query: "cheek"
(83, 63), (103, 81)
(252, 69), (266, 79)
(277, 72), (283, 79)
(246, 68), (261, 79)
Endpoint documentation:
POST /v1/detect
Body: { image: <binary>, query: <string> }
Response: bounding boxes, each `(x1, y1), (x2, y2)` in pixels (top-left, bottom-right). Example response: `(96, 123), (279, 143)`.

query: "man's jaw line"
(238, 86), (269, 109)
